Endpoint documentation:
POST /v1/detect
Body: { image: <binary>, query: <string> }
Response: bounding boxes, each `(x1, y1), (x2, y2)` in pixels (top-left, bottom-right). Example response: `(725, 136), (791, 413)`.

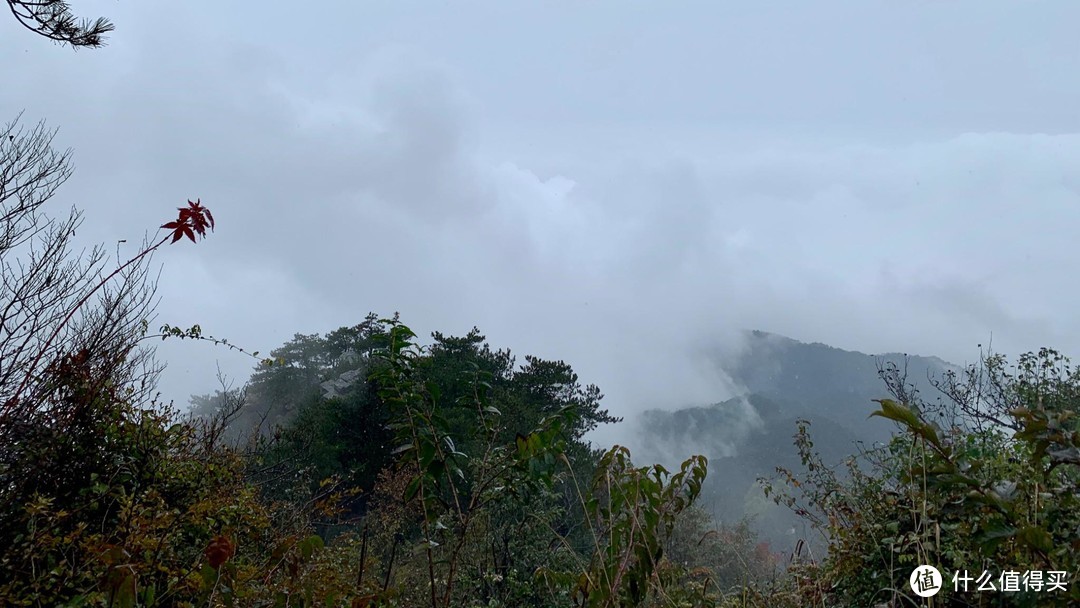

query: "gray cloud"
(4, 1), (1080, 460)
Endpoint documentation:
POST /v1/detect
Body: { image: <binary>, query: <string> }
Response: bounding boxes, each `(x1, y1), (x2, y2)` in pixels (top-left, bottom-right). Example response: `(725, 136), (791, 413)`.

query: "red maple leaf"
(161, 198), (215, 244)
(204, 535), (236, 569)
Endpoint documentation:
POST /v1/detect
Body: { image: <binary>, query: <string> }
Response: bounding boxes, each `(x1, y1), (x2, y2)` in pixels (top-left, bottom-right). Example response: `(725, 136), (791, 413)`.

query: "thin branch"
(6, 0), (115, 49)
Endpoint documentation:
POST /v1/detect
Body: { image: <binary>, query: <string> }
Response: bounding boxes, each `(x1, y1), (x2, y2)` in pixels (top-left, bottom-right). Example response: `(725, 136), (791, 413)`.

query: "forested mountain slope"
(635, 330), (958, 548)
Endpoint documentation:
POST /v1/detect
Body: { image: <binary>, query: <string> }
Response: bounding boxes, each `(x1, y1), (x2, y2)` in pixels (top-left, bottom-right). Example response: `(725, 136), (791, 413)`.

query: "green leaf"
(869, 399), (920, 430)
(299, 535), (324, 561)
(200, 564), (218, 589)
(404, 476), (423, 502)
(425, 381), (442, 403)
(515, 433), (528, 455)
(427, 459), (446, 480)
(1017, 526), (1053, 553)
(112, 572), (136, 608)
(978, 524), (1017, 552)
(419, 441), (437, 468)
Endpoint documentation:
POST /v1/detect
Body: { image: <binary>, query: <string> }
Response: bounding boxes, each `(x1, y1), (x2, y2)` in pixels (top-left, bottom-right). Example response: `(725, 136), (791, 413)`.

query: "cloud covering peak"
(3, 1), (1079, 451)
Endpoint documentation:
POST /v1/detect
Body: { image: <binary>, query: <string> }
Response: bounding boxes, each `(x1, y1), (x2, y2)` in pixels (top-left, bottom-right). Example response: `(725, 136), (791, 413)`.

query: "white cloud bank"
(3, 2), (1079, 456)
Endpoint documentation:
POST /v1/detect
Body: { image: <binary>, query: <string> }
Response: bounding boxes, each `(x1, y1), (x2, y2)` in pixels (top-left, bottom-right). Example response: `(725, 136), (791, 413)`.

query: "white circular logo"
(910, 565), (943, 598)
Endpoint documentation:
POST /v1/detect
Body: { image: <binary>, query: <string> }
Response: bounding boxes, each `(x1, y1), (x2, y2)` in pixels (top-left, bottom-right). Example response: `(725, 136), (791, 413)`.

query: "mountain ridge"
(633, 329), (959, 549)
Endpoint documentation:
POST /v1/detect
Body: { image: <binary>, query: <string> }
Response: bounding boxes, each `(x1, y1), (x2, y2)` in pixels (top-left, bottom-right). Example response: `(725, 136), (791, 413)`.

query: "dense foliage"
(762, 349), (1080, 607)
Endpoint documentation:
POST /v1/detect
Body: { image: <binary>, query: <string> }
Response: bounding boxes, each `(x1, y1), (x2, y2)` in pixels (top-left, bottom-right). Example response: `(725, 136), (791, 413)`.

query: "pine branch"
(7, 0), (115, 49)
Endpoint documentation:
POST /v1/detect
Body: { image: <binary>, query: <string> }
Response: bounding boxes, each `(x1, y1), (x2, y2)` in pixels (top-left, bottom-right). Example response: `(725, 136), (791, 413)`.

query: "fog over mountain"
(3, 2), (1079, 432)
(631, 330), (959, 549)
(635, 330), (958, 460)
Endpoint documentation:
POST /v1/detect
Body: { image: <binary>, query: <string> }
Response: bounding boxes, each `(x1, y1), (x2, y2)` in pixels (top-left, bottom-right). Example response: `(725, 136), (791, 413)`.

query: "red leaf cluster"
(204, 535), (236, 569)
(161, 199), (215, 244)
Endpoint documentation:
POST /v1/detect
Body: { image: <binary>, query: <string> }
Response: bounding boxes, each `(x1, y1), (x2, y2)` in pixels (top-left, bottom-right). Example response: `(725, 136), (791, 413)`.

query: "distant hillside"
(727, 330), (957, 444)
(633, 330), (957, 550)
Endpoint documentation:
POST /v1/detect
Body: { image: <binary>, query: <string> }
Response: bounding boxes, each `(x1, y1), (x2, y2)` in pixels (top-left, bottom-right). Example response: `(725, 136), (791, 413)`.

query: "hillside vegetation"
(4, 286), (1080, 606)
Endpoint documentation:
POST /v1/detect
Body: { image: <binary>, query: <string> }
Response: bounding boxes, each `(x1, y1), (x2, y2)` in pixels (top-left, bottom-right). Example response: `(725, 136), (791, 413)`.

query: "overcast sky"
(4, 1), (1080, 447)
